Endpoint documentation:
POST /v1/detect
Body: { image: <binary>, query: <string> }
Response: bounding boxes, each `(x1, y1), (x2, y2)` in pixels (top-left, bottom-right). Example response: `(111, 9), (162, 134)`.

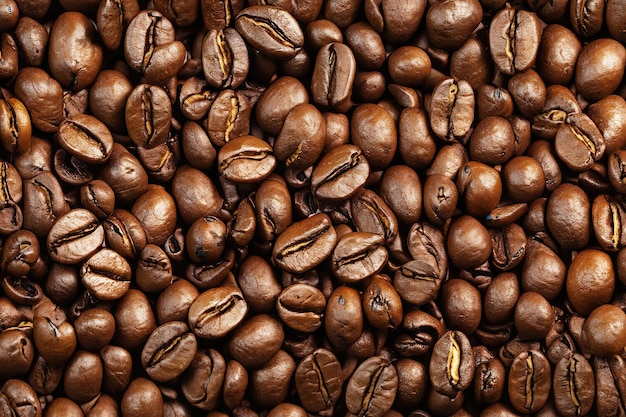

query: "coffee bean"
(141, 321), (197, 383)
(218, 135), (276, 184)
(235, 6), (303, 60)
(56, 114), (114, 164)
(47, 208), (104, 264)
(207, 89), (251, 147)
(124, 10), (186, 84)
(345, 356), (398, 417)
(310, 42), (356, 113)
(81, 248), (132, 301)
(430, 78), (475, 142)
(311, 144), (370, 201)
(272, 213), (337, 274)
(553, 354), (595, 417)
(488, 8), (542, 75)
(188, 286), (248, 339)
(508, 350), (551, 414)
(294, 348), (342, 413)
(202, 28), (249, 89)
(276, 284), (326, 333)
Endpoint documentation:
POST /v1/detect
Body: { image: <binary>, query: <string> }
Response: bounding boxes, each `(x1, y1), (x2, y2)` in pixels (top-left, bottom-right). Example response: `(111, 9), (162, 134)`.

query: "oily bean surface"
(1, 1), (626, 416)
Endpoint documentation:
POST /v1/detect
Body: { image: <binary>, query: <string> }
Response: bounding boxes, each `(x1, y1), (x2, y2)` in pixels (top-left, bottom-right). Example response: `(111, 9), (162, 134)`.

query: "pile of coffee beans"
(1, 0), (626, 416)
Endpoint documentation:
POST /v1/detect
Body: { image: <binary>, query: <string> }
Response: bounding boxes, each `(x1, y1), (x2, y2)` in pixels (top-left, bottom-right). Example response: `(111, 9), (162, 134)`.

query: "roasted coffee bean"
(570, 0), (604, 38)
(156, 278), (199, 325)
(80, 179), (115, 220)
(490, 223), (527, 271)
(294, 348), (342, 413)
(56, 115), (113, 166)
(2, 276), (42, 306)
(122, 377), (164, 417)
(345, 356), (398, 417)
(249, 349), (296, 409)
(13, 67), (64, 133)
(73, 307), (115, 352)
(223, 359), (248, 410)
(254, 175), (293, 241)
(81, 248), (132, 301)
(124, 10), (186, 84)
(202, 28), (249, 89)
(310, 42), (356, 113)
(185, 216), (227, 264)
(489, 8), (542, 75)
(54, 148), (94, 185)
(513, 291), (554, 340)
(430, 78), (474, 142)
(594, 355), (626, 417)
(331, 231), (387, 283)
(565, 249), (615, 315)
(582, 304), (626, 357)
(1, 230), (39, 278)
(426, 0), (483, 50)
(14, 17), (48, 68)
(535, 24), (581, 86)
(228, 314), (284, 369)
(201, 0), (244, 30)
(48, 11), (103, 90)
(508, 350), (551, 414)
(207, 89), (251, 147)
(0, 329), (34, 378)
(218, 135), (276, 183)
(575, 38), (626, 102)
(553, 354), (595, 417)
(235, 6), (303, 60)
(274, 103), (325, 170)
(473, 356), (506, 405)
(447, 215), (492, 270)
(394, 258), (443, 307)
(0, 97), (31, 155)
(185, 249), (236, 290)
(99, 143), (149, 205)
(363, 275), (403, 330)
(0, 379), (42, 417)
(379, 165), (423, 225)
(63, 350), (103, 404)
(592, 194), (626, 252)
(131, 184), (177, 246)
(546, 183), (590, 250)
(607, 0), (626, 43)
(351, 103), (397, 170)
(96, 0), (141, 51)
(555, 112), (605, 172)
(236, 255), (279, 313)
(272, 213), (337, 273)
(276, 284), (326, 333)
(522, 238), (566, 301)
(441, 279), (482, 334)
(141, 321), (197, 383)
(102, 209), (147, 261)
(114, 289), (157, 352)
(188, 286), (247, 339)
(430, 331), (474, 398)
(47, 208), (104, 264)
(135, 244), (172, 293)
(456, 161), (503, 218)
(311, 144), (369, 201)
(125, 83), (172, 149)
(255, 76), (308, 136)
(325, 285), (363, 350)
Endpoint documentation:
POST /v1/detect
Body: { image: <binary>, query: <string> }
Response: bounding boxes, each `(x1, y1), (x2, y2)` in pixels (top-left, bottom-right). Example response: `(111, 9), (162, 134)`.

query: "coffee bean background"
(0, 0), (625, 416)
